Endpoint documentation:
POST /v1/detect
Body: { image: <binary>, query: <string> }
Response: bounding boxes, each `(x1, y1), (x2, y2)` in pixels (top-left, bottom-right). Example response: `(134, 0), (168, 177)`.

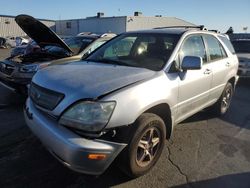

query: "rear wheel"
(119, 113), (166, 177)
(210, 82), (233, 116)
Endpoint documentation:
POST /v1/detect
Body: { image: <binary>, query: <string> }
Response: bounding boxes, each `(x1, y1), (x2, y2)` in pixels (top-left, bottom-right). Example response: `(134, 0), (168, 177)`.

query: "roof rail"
(77, 32), (92, 36)
(208, 30), (220, 33)
(154, 25), (207, 30)
(100, 33), (117, 38)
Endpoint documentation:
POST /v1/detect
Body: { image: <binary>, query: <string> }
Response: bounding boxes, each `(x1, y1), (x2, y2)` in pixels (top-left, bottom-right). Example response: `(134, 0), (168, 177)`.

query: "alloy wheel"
(136, 127), (161, 167)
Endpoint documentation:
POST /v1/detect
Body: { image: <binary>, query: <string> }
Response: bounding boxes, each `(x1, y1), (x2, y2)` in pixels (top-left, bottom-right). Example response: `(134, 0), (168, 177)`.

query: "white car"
(24, 26), (239, 177)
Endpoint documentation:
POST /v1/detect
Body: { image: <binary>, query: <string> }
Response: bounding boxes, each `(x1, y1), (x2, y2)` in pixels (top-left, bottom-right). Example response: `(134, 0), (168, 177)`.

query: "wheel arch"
(143, 103), (173, 139)
(228, 76), (236, 90)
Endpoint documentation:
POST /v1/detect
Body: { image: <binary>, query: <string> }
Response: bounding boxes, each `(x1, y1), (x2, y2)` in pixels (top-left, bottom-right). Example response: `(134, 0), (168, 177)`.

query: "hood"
(15, 14), (73, 54)
(32, 62), (156, 102)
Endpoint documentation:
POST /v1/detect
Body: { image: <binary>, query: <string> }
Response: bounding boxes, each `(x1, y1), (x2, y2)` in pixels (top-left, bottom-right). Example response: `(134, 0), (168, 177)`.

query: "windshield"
(86, 33), (180, 71)
(232, 40), (250, 53)
(46, 36), (94, 56)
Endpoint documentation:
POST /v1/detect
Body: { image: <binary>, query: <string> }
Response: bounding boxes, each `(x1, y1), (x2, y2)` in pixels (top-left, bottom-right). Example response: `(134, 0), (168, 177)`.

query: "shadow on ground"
(181, 80), (250, 130)
(0, 128), (132, 188)
(173, 171), (250, 188)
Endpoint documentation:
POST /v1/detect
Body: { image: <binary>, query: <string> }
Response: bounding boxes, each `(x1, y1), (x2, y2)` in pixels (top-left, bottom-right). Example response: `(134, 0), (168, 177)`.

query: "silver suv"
(24, 26), (239, 177)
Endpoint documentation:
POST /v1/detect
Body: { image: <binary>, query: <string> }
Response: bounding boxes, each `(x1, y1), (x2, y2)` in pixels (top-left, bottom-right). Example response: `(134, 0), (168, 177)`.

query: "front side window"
(204, 35), (227, 61)
(87, 33), (180, 71)
(179, 35), (207, 65)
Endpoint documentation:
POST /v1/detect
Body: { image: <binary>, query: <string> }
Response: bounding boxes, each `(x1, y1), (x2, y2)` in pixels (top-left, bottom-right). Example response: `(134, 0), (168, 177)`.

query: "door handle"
(204, 69), (212, 75)
(225, 62), (230, 67)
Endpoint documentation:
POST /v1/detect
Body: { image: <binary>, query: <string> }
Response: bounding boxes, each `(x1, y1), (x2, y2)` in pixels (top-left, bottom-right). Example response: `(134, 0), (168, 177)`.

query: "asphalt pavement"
(0, 49), (250, 188)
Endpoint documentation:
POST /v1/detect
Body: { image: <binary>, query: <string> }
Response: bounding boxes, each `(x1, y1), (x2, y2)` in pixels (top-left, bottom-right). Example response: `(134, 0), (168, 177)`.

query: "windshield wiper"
(87, 58), (138, 68)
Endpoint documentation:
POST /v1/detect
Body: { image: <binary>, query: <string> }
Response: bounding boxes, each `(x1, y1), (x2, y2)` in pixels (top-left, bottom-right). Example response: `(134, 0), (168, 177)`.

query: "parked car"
(0, 37), (17, 48)
(231, 39), (250, 77)
(0, 14), (115, 93)
(15, 36), (30, 46)
(0, 37), (7, 48)
(10, 40), (39, 57)
(24, 26), (238, 177)
(5, 36), (17, 48)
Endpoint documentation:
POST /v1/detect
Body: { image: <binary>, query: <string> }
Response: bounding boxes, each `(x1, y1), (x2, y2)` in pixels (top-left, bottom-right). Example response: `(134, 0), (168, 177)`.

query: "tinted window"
(231, 40), (250, 53)
(179, 35), (207, 64)
(204, 35), (227, 61)
(218, 36), (235, 54)
(87, 33), (180, 71)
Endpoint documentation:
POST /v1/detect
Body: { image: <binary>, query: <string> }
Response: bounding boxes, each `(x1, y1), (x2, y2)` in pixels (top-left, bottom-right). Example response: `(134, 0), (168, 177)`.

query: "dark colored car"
(231, 40), (250, 77)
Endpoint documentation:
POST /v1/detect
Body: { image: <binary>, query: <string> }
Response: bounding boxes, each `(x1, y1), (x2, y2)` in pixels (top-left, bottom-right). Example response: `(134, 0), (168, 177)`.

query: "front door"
(175, 35), (212, 123)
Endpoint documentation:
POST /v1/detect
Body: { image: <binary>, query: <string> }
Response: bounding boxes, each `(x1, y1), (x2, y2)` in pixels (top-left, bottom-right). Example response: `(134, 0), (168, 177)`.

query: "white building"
(0, 15), (55, 37)
(56, 12), (195, 36)
(1, 13), (195, 37)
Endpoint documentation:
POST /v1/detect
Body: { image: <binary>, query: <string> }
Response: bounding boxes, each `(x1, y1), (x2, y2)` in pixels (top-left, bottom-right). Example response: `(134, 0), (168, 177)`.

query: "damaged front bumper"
(24, 98), (127, 175)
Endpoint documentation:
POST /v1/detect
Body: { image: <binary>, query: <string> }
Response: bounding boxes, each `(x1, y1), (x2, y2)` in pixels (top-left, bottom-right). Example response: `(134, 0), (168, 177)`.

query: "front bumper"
(0, 71), (31, 91)
(24, 98), (126, 175)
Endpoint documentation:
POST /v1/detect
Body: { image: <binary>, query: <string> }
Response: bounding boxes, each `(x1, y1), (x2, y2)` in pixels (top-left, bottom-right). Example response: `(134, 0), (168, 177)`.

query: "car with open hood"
(24, 26), (238, 177)
(0, 14), (115, 93)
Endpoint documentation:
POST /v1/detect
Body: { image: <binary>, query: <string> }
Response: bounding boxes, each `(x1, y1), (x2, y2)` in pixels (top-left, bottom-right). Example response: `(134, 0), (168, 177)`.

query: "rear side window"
(204, 35), (227, 61)
(218, 36), (235, 54)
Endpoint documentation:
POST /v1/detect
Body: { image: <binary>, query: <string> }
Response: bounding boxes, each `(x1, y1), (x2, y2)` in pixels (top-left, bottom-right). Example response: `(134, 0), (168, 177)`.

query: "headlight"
(59, 101), (116, 132)
(19, 63), (50, 73)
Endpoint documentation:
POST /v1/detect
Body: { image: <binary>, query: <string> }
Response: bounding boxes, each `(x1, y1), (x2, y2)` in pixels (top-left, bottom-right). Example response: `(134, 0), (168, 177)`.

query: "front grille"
(30, 82), (64, 111)
(0, 62), (15, 75)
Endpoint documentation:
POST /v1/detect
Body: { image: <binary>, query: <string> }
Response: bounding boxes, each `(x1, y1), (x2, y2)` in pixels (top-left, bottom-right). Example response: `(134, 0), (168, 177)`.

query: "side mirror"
(181, 56), (202, 71)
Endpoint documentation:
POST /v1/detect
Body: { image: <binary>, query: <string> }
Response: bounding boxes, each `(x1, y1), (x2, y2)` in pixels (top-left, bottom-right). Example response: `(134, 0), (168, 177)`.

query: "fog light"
(88, 154), (107, 160)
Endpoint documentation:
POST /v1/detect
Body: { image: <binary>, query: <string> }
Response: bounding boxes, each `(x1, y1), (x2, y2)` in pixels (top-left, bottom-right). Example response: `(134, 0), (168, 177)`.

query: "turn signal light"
(88, 154), (107, 160)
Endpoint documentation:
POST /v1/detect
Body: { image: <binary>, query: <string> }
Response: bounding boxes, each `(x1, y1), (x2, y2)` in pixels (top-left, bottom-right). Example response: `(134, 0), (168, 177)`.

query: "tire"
(210, 82), (233, 116)
(119, 113), (166, 177)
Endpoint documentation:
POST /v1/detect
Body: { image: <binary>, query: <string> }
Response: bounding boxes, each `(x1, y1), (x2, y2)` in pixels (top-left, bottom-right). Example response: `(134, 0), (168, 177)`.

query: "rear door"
(175, 35), (213, 123)
(202, 34), (230, 102)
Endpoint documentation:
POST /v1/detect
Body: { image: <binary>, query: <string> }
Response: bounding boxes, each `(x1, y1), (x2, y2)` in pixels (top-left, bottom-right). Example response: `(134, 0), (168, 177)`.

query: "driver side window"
(176, 35), (207, 69)
(181, 35), (207, 62)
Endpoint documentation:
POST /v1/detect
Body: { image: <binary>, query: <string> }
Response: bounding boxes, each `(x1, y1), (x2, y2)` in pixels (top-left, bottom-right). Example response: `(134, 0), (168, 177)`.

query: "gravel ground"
(0, 49), (250, 188)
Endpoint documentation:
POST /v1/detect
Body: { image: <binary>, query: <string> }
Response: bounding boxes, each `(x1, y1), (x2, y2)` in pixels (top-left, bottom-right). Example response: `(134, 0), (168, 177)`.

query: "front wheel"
(119, 113), (166, 177)
(210, 82), (233, 116)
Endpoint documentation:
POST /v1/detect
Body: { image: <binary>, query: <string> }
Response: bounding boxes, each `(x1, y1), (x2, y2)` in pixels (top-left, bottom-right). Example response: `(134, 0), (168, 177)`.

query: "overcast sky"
(2, 0), (250, 33)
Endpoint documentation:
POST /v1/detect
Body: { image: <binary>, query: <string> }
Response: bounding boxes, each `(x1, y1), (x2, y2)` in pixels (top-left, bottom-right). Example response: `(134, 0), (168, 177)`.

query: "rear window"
(231, 40), (250, 53)
(218, 36), (235, 54)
